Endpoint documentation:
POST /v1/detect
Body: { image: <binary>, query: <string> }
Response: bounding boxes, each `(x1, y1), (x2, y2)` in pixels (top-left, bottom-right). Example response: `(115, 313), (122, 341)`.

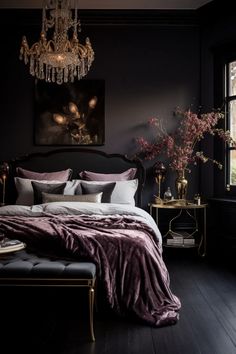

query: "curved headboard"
(6, 148), (145, 207)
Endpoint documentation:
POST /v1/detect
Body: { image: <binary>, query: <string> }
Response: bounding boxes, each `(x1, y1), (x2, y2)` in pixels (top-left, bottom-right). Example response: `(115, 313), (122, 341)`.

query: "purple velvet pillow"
(16, 167), (72, 182)
(79, 168), (137, 181)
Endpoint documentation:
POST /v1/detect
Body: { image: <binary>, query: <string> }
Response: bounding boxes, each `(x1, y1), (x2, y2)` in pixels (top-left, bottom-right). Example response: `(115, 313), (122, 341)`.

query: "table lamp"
(153, 161), (166, 204)
(0, 162), (9, 206)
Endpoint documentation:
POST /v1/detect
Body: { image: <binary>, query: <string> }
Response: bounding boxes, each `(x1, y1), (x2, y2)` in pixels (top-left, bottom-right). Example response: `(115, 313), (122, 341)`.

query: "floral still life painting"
(34, 80), (105, 145)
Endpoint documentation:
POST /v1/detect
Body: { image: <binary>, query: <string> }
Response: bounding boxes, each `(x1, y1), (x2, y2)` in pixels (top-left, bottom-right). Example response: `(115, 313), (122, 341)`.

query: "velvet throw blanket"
(0, 214), (181, 326)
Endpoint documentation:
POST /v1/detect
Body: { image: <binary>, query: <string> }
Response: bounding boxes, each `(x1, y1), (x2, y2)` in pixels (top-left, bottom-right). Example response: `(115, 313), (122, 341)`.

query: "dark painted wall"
(0, 11), (200, 208)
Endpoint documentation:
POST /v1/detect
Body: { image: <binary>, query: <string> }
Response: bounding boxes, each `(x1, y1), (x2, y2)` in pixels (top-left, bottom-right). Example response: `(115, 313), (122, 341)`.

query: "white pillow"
(14, 177), (81, 206)
(79, 179), (138, 205)
(64, 180), (82, 195)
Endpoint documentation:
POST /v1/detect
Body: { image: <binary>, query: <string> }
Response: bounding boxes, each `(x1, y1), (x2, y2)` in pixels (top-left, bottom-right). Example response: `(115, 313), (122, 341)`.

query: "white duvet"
(0, 202), (162, 244)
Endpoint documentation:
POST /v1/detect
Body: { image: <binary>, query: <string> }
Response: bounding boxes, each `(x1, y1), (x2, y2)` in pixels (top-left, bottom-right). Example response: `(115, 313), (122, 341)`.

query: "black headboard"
(5, 148), (145, 207)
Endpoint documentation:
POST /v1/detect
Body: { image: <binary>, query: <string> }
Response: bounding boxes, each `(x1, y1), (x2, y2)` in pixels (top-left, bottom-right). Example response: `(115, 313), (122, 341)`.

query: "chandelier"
(19, 0), (94, 84)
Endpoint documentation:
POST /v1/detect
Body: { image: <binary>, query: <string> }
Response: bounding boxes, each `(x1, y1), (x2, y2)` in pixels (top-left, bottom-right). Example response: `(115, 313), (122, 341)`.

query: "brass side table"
(149, 202), (207, 257)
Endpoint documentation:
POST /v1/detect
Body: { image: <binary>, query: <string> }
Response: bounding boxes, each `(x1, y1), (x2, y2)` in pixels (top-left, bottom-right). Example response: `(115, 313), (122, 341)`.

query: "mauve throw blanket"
(0, 213), (181, 326)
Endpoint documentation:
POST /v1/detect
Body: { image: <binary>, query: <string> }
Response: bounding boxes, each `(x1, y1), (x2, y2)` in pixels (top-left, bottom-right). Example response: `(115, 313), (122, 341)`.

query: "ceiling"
(0, 0), (212, 10)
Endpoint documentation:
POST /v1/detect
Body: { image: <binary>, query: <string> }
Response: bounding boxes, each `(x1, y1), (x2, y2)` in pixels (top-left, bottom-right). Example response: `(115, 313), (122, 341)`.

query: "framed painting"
(34, 79), (105, 145)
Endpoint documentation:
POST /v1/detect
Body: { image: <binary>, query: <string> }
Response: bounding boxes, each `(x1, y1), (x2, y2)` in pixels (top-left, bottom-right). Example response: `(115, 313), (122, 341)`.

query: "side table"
(149, 202), (207, 257)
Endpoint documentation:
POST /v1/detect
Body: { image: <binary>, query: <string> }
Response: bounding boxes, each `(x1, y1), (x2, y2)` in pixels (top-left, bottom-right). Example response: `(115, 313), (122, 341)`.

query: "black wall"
(0, 10), (201, 208)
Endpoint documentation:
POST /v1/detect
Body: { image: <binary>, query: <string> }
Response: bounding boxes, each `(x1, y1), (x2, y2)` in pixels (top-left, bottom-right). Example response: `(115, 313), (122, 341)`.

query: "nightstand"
(149, 202), (207, 257)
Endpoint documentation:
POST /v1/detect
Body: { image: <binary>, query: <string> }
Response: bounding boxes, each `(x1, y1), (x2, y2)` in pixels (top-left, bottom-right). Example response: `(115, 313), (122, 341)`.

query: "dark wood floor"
(2, 249), (236, 354)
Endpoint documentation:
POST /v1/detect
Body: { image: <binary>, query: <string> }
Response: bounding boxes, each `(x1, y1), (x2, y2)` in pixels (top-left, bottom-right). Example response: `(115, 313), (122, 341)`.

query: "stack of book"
(0, 238), (25, 254)
(166, 231), (195, 246)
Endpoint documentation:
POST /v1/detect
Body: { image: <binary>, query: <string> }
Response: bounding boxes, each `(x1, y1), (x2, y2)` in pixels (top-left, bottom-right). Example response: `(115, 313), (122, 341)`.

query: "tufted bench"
(0, 249), (96, 341)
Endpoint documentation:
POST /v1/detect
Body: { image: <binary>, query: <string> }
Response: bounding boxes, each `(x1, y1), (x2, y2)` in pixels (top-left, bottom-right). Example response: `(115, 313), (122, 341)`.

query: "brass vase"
(175, 169), (188, 200)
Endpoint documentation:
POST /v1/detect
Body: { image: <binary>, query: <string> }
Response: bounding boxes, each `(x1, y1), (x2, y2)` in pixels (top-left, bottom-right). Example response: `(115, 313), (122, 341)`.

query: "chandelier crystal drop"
(19, 0), (94, 84)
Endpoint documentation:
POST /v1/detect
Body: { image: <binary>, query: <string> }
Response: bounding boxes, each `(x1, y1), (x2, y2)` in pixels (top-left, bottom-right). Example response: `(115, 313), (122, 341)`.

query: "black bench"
(0, 249), (96, 341)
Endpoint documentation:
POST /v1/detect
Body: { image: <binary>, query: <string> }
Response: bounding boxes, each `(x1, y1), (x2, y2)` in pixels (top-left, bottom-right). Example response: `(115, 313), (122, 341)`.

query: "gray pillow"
(31, 181), (66, 204)
(14, 177), (69, 206)
(78, 180), (138, 205)
(80, 182), (116, 203)
(42, 192), (103, 203)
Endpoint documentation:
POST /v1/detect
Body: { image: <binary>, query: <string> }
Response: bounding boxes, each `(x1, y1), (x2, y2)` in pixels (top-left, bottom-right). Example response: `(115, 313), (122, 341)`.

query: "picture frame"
(34, 79), (105, 145)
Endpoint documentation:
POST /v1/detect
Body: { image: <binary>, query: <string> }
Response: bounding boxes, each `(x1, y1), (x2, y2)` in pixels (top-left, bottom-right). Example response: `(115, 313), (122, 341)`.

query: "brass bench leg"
(89, 286), (95, 341)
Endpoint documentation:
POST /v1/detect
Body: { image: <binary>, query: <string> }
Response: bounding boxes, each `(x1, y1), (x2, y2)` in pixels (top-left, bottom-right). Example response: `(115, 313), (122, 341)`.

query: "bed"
(0, 148), (181, 339)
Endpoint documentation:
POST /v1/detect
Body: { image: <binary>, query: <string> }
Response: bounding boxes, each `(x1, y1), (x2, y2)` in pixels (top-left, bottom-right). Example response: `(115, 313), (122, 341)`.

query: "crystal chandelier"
(19, 0), (94, 84)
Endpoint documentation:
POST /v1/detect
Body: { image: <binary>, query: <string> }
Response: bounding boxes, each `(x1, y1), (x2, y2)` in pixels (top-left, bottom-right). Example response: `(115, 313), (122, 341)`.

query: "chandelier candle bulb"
(19, 0), (94, 84)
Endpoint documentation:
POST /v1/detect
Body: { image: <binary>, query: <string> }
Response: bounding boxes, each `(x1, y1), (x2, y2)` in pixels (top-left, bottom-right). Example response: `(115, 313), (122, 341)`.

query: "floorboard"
(1, 249), (236, 354)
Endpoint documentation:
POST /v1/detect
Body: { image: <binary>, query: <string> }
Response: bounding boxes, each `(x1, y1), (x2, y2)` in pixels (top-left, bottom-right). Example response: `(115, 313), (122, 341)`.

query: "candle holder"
(153, 162), (166, 204)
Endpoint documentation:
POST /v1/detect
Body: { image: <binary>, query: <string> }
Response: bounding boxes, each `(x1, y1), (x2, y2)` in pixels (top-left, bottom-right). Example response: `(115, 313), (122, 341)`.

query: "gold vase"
(175, 169), (188, 200)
